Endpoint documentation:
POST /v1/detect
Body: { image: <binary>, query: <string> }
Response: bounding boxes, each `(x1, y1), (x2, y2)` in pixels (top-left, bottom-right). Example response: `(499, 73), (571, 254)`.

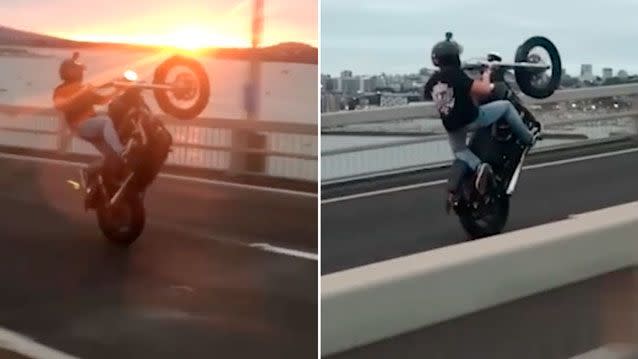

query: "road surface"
(322, 140), (638, 274)
(0, 154), (317, 358)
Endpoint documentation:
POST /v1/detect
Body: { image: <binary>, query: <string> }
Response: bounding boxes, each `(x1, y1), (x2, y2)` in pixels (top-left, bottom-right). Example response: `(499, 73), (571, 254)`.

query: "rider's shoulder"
(53, 82), (86, 96)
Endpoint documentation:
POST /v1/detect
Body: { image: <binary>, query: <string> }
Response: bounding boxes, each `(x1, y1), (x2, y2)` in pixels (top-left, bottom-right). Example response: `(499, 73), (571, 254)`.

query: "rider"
(424, 33), (539, 194)
(52, 53), (132, 200)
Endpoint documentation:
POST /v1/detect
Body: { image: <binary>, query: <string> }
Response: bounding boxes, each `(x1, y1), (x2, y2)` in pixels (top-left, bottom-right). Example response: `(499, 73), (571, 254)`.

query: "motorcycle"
(67, 55), (210, 246)
(446, 36), (562, 239)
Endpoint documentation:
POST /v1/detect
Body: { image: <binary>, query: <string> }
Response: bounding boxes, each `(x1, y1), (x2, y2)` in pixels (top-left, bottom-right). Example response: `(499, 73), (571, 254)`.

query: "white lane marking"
(322, 180), (447, 204)
(0, 327), (79, 359)
(249, 243), (318, 261)
(524, 147), (638, 169)
(150, 220), (318, 262)
(323, 147), (638, 204)
(0, 152), (316, 198)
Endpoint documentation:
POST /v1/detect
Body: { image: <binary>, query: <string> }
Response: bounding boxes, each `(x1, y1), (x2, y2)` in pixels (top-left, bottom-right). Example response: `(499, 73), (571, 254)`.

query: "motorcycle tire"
(97, 194), (145, 247)
(514, 36), (562, 99)
(458, 194), (510, 239)
(153, 55), (210, 120)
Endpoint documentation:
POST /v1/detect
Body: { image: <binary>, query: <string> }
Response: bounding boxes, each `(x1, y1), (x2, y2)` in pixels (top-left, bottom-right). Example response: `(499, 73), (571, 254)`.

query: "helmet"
(431, 32), (463, 67)
(59, 52), (86, 82)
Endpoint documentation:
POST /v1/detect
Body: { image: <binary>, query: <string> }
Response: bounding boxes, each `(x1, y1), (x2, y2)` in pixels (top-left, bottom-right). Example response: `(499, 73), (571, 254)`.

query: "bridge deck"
(0, 155), (317, 358)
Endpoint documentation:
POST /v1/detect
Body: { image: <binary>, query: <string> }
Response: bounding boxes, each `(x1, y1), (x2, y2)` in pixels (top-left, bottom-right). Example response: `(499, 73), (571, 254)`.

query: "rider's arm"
(423, 76), (435, 101)
(93, 89), (120, 105)
(53, 85), (96, 112)
(470, 68), (495, 99)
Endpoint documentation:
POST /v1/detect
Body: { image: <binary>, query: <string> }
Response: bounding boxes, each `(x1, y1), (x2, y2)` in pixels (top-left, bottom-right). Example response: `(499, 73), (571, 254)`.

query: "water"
(0, 46), (318, 124)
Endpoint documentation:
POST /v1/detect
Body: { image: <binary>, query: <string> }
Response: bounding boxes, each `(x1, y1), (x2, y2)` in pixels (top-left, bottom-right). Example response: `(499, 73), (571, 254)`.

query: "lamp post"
(230, 0), (264, 175)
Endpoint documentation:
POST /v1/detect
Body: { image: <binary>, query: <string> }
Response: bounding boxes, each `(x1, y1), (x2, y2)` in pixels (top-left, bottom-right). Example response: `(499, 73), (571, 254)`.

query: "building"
(618, 70), (629, 80)
(580, 64), (594, 82)
(375, 75), (388, 88)
(340, 70), (353, 78)
(602, 67), (613, 80)
(332, 78), (342, 92)
(321, 74), (336, 91)
(321, 92), (342, 113)
(341, 77), (361, 95)
(361, 77), (376, 92)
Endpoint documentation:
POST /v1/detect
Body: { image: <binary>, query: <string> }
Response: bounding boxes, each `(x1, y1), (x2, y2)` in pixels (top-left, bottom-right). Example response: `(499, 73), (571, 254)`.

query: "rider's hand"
(113, 80), (133, 89)
(481, 67), (492, 83)
(94, 82), (113, 90)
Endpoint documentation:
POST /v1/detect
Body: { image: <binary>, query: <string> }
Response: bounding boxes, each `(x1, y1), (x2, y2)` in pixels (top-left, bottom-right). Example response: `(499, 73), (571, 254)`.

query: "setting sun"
(63, 25), (250, 50)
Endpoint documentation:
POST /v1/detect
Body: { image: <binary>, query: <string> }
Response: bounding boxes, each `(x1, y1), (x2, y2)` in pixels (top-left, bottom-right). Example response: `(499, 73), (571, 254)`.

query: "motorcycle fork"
(107, 172), (135, 208)
(102, 114), (144, 208)
(506, 146), (530, 195)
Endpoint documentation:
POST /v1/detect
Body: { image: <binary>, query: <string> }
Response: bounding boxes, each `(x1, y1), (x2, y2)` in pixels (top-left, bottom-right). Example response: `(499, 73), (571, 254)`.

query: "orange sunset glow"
(62, 26), (249, 50)
(0, 0), (317, 49)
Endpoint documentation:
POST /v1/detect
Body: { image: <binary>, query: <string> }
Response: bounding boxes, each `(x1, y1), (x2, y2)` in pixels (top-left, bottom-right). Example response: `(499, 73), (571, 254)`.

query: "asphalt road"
(322, 141), (638, 274)
(0, 154), (317, 358)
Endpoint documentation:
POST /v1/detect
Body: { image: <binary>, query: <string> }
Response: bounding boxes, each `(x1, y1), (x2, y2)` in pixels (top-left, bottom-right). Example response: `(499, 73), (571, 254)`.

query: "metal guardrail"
(0, 104), (318, 182)
(321, 84), (638, 183)
(322, 114), (638, 184)
(321, 83), (638, 128)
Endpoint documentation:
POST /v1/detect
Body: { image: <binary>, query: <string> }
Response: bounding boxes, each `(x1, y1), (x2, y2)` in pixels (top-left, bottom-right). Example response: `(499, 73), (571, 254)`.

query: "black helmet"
(59, 52), (86, 82)
(431, 32), (463, 67)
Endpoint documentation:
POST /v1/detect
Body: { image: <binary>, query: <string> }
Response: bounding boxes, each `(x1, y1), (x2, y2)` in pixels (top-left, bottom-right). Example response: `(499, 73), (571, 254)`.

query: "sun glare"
(64, 25), (249, 51)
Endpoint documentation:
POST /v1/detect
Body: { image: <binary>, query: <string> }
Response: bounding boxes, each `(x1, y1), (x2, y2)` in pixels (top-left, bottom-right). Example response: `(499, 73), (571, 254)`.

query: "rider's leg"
(470, 100), (535, 146)
(448, 128), (492, 194)
(76, 115), (126, 159)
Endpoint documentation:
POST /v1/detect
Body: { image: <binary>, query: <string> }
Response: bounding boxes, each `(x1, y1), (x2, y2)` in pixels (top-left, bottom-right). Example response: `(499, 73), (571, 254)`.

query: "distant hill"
(0, 26), (317, 64)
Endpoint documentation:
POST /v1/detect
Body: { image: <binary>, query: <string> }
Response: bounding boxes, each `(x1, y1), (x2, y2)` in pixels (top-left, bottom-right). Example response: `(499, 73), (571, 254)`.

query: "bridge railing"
(321, 84), (638, 184)
(0, 104), (318, 182)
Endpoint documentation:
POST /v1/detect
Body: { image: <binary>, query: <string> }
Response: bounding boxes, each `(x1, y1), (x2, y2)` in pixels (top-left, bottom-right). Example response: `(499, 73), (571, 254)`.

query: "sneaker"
(475, 163), (494, 195)
(529, 130), (542, 148)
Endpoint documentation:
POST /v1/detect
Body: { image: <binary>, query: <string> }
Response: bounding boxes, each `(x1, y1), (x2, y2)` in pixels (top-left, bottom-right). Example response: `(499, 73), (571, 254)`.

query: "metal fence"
(0, 104), (318, 182)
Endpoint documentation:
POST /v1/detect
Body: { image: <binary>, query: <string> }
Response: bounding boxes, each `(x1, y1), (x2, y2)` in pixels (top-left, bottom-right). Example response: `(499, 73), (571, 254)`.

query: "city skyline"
(322, 0), (638, 76)
(322, 64), (633, 81)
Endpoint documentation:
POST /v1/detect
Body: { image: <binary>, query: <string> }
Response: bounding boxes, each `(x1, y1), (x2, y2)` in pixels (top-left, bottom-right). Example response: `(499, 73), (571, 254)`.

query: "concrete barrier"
(321, 201), (638, 356)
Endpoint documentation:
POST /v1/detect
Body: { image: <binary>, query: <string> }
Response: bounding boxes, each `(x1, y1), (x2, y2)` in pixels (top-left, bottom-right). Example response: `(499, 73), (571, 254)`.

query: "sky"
(321, 0), (638, 77)
(0, 0), (317, 48)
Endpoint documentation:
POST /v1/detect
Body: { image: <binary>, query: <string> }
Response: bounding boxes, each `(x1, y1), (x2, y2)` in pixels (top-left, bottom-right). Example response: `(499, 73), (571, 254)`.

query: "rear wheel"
(97, 194), (145, 246)
(458, 193), (510, 239)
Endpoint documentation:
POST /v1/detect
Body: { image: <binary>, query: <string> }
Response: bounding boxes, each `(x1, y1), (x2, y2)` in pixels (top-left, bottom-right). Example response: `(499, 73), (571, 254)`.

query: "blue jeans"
(74, 115), (125, 162)
(447, 100), (534, 170)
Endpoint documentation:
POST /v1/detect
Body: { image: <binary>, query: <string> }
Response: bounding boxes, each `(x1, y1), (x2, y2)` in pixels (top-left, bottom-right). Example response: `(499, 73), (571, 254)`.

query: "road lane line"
(0, 152), (316, 198)
(322, 147), (638, 204)
(0, 327), (79, 359)
(249, 243), (318, 261)
(322, 180), (447, 204)
(150, 220), (318, 261)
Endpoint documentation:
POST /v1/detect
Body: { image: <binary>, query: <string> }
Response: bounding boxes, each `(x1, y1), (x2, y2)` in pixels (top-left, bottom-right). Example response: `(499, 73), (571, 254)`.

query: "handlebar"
(462, 60), (550, 71)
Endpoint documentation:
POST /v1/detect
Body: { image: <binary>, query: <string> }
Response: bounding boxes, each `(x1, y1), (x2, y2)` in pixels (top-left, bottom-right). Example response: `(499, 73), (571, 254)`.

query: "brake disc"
(172, 72), (198, 101)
